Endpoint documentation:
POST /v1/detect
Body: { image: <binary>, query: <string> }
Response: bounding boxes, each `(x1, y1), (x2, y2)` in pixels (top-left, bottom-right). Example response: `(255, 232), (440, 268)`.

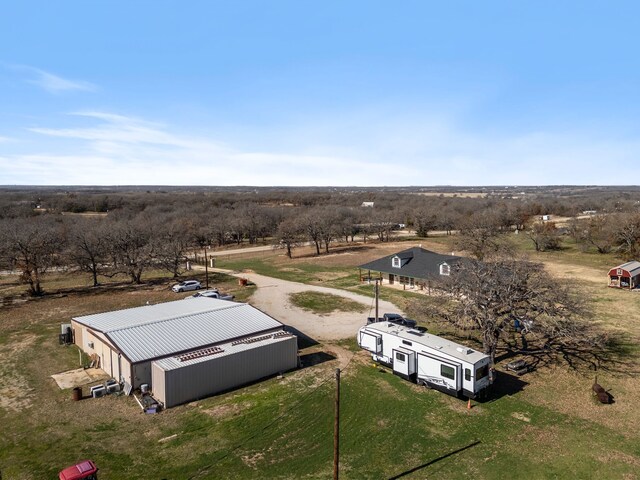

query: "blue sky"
(1, 1), (639, 186)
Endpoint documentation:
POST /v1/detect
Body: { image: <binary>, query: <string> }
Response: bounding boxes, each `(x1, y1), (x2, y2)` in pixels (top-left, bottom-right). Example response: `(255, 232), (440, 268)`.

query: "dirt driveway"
(222, 271), (403, 341)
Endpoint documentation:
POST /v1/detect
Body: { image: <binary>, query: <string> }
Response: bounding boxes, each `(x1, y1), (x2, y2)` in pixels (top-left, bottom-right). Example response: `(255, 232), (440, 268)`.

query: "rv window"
(441, 364), (455, 380)
(402, 340), (412, 346)
(377, 337), (381, 344)
(476, 365), (489, 380)
(395, 352), (406, 362)
(465, 368), (471, 381)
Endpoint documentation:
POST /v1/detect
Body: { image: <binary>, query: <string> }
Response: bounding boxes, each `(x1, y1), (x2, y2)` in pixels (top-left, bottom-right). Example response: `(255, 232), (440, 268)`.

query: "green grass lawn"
(2, 237), (640, 478)
(3, 335), (638, 479)
(289, 291), (366, 315)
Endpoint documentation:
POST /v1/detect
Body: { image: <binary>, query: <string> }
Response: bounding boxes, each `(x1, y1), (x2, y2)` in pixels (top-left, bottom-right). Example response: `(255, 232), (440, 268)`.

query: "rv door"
(359, 329), (382, 354)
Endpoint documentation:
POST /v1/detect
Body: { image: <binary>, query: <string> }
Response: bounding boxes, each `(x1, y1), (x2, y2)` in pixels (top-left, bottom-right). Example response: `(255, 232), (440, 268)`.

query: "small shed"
(608, 261), (640, 289)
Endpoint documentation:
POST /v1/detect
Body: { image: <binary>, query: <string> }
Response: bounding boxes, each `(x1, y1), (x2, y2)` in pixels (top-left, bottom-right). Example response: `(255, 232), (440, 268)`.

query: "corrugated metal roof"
(153, 334), (296, 371)
(73, 298), (284, 363)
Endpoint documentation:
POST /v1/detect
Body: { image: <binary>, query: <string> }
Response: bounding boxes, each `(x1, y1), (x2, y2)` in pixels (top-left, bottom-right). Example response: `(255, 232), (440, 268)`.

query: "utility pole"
(333, 368), (340, 480)
(204, 247), (209, 289)
(374, 279), (379, 321)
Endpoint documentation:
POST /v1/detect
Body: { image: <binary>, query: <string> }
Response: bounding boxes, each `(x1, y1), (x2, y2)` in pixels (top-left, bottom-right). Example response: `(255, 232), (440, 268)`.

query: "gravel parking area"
(229, 271), (404, 341)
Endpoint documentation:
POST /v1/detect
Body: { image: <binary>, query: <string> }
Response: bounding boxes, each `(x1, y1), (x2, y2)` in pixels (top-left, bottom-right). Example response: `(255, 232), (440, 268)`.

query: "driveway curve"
(223, 271), (404, 341)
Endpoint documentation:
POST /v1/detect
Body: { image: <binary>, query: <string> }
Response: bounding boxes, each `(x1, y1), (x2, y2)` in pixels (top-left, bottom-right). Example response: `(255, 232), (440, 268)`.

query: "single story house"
(358, 246), (462, 290)
(608, 261), (640, 290)
(71, 297), (298, 407)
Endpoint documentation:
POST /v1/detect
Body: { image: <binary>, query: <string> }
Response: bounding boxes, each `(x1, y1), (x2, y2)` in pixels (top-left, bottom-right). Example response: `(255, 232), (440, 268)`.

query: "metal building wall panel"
(157, 336), (298, 408)
(151, 362), (166, 404)
(71, 320), (84, 349)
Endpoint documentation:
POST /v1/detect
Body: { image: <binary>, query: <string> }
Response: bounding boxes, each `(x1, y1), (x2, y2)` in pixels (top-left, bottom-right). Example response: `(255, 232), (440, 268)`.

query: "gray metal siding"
(133, 362), (152, 389)
(155, 336), (298, 408)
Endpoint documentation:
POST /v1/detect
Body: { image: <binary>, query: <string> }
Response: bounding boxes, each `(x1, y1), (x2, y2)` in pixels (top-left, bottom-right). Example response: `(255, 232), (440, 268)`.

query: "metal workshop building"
(71, 298), (298, 407)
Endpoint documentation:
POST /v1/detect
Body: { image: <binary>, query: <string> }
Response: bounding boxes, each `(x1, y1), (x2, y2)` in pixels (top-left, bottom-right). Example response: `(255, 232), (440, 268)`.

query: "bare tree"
(428, 254), (600, 367)
(274, 217), (304, 258)
(67, 219), (110, 287)
(318, 210), (339, 253)
(456, 211), (507, 260)
(106, 219), (154, 284)
(614, 213), (640, 259)
(526, 220), (561, 252)
(301, 210), (323, 255)
(154, 219), (193, 278)
(583, 215), (614, 254)
(0, 217), (65, 295)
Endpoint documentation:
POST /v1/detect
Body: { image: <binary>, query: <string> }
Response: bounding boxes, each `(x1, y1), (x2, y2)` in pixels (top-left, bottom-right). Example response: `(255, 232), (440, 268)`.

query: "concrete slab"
(51, 368), (109, 389)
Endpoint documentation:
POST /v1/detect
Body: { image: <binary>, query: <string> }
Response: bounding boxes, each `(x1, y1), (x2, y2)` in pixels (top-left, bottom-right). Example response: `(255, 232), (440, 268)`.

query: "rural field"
(1, 235), (640, 479)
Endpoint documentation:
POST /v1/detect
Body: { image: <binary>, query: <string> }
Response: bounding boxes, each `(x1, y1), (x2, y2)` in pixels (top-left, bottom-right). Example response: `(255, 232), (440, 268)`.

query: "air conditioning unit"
(90, 385), (107, 398)
(105, 379), (121, 394)
(87, 341), (94, 349)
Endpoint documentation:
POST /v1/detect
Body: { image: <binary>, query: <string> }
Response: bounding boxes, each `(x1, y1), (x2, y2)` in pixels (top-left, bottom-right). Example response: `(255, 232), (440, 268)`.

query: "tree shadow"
(495, 328), (640, 378)
(387, 440), (481, 480)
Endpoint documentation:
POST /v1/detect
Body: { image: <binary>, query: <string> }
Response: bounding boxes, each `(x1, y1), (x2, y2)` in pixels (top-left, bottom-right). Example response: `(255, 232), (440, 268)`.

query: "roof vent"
(456, 347), (472, 354)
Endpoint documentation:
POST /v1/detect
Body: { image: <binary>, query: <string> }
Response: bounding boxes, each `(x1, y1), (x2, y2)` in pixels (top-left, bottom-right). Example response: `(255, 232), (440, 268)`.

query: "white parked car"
(171, 280), (202, 293)
(191, 289), (235, 301)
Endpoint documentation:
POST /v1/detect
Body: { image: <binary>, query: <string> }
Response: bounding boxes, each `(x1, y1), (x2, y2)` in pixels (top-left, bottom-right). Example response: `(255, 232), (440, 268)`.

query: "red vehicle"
(59, 460), (98, 480)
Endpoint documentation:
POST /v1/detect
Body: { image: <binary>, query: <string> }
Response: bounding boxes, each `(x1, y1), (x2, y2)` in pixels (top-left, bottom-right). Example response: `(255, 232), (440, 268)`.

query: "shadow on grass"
(497, 331), (640, 377)
(387, 440), (481, 479)
(489, 371), (528, 401)
(299, 351), (336, 369)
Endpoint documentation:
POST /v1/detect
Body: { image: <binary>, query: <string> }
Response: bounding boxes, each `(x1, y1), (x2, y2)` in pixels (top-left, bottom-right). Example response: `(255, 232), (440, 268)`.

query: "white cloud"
(3, 109), (639, 186)
(10, 65), (96, 93)
(4, 111), (388, 185)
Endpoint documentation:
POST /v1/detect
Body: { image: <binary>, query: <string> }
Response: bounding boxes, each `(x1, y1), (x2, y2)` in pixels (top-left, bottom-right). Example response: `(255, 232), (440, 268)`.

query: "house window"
(440, 263), (451, 276)
(395, 352), (406, 362)
(617, 268), (623, 276)
(441, 364), (455, 380)
(392, 257), (401, 268)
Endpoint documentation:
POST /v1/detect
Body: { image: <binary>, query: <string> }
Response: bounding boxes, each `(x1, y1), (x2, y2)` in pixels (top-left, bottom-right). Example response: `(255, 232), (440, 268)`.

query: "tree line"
(2, 188), (640, 296)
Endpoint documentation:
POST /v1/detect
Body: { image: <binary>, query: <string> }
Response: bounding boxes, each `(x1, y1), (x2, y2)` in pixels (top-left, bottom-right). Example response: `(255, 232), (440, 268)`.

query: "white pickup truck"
(191, 289), (235, 301)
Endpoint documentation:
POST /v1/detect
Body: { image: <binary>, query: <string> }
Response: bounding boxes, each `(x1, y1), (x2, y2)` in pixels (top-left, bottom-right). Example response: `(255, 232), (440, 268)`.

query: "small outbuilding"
(608, 261), (640, 289)
(71, 298), (298, 407)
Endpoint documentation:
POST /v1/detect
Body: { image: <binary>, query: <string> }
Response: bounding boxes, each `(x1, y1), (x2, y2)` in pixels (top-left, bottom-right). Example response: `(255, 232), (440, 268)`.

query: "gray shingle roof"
(73, 298), (284, 363)
(359, 247), (462, 281)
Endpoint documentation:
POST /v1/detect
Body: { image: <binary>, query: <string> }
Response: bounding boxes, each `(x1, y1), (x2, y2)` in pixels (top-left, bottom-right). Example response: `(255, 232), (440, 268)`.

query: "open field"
(1, 236), (640, 478)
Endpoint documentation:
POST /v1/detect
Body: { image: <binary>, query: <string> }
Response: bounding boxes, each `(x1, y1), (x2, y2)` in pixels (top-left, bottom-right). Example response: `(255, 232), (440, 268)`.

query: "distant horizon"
(1, 184), (638, 190)
(2, 2), (640, 185)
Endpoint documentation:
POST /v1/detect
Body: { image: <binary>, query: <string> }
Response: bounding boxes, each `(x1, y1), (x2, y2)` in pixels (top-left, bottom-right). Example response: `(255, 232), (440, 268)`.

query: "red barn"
(608, 261), (640, 289)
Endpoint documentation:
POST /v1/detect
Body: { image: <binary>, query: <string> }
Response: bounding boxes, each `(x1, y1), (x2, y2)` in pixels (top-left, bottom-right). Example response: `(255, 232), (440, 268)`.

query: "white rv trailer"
(358, 322), (492, 399)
